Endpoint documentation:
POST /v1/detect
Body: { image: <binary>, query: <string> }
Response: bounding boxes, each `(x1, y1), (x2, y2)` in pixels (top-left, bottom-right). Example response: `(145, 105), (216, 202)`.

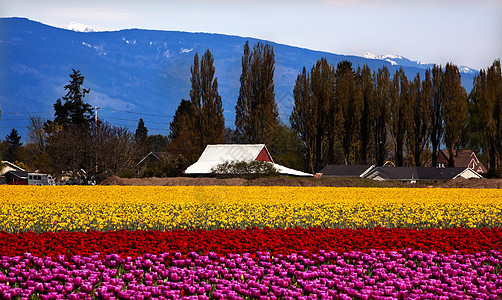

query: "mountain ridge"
(0, 17), (478, 140)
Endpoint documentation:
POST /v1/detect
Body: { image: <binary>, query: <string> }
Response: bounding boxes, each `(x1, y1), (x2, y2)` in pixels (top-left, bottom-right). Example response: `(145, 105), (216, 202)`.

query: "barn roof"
(185, 144), (312, 177)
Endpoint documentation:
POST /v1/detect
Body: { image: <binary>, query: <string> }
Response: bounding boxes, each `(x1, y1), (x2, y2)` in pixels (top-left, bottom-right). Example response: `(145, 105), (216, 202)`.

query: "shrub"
(211, 160), (279, 178)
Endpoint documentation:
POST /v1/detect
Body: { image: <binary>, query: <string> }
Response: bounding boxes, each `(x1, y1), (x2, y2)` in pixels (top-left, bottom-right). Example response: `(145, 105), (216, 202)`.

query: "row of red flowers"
(1, 227), (501, 259)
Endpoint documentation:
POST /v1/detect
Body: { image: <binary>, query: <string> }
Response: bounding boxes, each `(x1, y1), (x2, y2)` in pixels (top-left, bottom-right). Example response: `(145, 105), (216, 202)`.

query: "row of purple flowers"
(1, 249), (501, 299)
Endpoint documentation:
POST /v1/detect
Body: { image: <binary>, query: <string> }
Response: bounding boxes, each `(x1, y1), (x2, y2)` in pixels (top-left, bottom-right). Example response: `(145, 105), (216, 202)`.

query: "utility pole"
(94, 106), (101, 176)
(94, 106), (101, 129)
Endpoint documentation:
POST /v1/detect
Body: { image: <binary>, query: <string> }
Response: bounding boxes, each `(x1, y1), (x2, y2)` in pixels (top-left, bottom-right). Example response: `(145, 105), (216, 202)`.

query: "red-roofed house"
(436, 149), (487, 174)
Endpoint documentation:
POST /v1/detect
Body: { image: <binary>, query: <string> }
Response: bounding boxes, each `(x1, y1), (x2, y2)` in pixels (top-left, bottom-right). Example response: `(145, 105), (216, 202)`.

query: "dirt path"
(101, 175), (502, 188)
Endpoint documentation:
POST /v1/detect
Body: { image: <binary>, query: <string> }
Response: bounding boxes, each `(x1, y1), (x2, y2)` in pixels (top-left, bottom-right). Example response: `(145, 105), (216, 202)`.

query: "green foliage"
(148, 135), (169, 152)
(468, 59), (502, 174)
(135, 118), (148, 147)
(189, 50), (225, 160)
(235, 41), (279, 145)
(269, 123), (307, 173)
(169, 100), (195, 140)
(119, 168), (137, 178)
(211, 160), (279, 178)
(137, 154), (188, 178)
(4, 128), (22, 162)
(442, 63), (468, 167)
(51, 69), (92, 128)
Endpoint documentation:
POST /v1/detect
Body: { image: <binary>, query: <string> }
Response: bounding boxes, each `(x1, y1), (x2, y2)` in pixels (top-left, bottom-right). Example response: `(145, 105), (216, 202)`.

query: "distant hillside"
(0, 18), (478, 139)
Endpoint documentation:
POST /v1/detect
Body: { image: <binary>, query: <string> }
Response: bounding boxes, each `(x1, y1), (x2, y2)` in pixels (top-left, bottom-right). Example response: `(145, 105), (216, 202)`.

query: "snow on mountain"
(362, 52), (477, 74)
(363, 52), (403, 66)
(0, 18), (478, 140)
(65, 22), (94, 33)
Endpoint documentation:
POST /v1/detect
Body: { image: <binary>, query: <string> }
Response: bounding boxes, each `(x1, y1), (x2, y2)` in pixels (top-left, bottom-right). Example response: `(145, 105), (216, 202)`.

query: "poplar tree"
(358, 65), (375, 164)
(430, 65), (444, 168)
(235, 41), (279, 145)
(311, 58), (335, 166)
(469, 59), (502, 176)
(373, 66), (391, 166)
(189, 50), (224, 158)
(291, 67), (316, 173)
(389, 68), (411, 166)
(411, 72), (432, 166)
(334, 61), (363, 165)
(442, 63), (468, 167)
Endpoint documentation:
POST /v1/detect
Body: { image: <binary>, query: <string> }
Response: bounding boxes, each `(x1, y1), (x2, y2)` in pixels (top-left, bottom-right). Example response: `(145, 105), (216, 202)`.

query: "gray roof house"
(363, 166), (482, 182)
(318, 165), (375, 177)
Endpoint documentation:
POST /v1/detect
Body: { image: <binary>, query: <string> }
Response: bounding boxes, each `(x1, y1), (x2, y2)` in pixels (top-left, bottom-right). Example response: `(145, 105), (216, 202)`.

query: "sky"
(1, 0), (501, 70)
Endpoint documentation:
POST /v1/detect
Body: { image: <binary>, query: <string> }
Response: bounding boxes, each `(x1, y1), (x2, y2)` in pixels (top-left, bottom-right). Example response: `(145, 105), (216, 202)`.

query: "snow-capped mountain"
(362, 52), (477, 74)
(65, 21), (94, 33)
(0, 18), (478, 139)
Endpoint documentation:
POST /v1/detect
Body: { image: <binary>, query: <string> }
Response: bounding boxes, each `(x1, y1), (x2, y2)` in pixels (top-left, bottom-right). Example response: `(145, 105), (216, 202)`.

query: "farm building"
(1, 160), (25, 175)
(436, 149), (487, 174)
(185, 144), (312, 177)
(3, 170), (29, 184)
(319, 165), (375, 178)
(363, 166), (482, 183)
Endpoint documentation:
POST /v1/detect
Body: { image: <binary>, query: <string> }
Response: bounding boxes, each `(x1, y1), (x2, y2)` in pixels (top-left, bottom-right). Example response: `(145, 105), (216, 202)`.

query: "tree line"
(1, 43), (501, 181)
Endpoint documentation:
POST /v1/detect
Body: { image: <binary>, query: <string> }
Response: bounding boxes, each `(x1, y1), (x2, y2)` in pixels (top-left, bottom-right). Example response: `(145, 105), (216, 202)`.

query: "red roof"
(437, 149), (487, 173)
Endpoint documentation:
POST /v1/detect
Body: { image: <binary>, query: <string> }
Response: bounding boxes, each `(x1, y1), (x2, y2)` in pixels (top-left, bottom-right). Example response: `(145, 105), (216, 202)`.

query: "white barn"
(184, 144), (312, 177)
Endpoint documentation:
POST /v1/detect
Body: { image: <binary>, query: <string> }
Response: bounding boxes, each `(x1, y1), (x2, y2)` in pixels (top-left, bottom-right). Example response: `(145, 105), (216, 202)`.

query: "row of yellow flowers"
(1, 185), (501, 233)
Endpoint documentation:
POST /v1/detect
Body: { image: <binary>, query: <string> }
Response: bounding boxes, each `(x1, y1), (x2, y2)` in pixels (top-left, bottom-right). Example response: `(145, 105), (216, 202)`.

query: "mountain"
(0, 18), (478, 140)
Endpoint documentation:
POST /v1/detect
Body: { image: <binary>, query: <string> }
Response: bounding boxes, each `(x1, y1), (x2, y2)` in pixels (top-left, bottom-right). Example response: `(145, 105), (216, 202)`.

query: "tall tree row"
(469, 59), (502, 176)
(187, 50), (225, 160)
(290, 58), (476, 173)
(235, 41), (280, 145)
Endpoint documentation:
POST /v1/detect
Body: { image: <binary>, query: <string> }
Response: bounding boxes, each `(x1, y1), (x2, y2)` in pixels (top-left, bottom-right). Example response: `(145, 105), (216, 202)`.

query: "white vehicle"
(28, 173), (55, 185)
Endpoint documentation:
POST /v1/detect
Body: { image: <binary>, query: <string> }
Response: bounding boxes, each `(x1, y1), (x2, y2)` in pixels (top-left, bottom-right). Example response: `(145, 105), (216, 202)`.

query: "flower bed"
(1, 227), (502, 259)
(1, 185), (502, 298)
(1, 250), (501, 299)
(1, 186), (502, 232)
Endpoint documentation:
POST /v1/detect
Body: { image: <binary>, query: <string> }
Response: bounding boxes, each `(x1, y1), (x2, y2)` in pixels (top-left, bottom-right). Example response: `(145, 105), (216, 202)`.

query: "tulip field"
(1, 185), (502, 299)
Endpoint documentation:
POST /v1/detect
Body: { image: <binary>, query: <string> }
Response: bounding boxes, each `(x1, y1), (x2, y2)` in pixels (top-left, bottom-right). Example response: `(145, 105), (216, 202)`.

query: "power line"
(100, 107), (173, 118)
(101, 115), (170, 125)
(1, 111), (53, 115)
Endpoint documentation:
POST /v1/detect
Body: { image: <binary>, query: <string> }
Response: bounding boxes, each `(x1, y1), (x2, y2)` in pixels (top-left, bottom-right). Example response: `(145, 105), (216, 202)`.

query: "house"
(3, 170), (29, 184)
(28, 173), (55, 185)
(319, 165), (375, 178)
(363, 166), (482, 183)
(136, 152), (171, 168)
(185, 144), (313, 177)
(1, 161), (25, 175)
(436, 149), (487, 174)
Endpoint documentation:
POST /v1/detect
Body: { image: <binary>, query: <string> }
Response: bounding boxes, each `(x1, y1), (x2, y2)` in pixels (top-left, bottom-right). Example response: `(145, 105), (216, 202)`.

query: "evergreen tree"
(5, 128), (22, 162)
(373, 66), (391, 166)
(189, 50), (224, 159)
(52, 69), (92, 128)
(168, 100), (195, 140)
(235, 41), (279, 145)
(134, 118), (149, 151)
(442, 63), (468, 167)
